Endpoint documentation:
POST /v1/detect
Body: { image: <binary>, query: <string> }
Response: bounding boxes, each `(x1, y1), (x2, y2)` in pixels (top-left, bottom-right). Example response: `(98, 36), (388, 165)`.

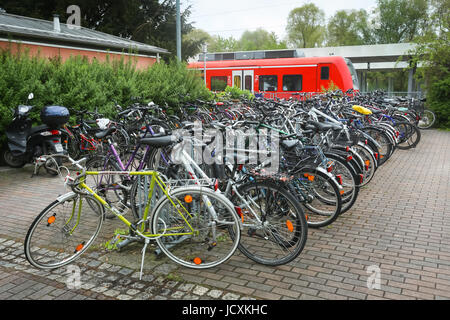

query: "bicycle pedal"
(207, 242), (217, 251)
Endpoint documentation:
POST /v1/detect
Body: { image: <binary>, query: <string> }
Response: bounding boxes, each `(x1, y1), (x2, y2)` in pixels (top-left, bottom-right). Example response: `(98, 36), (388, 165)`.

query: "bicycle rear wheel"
(418, 110), (436, 129)
(151, 187), (241, 269)
(231, 181), (308, 266)
(24, 193), (104, 269)
(291, 168), (342, 228)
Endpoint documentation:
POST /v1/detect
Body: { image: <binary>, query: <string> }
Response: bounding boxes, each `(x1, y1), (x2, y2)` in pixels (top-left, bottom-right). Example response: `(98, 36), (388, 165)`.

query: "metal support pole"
(176, 0), (181, 61)
(203, 44), (207, 87)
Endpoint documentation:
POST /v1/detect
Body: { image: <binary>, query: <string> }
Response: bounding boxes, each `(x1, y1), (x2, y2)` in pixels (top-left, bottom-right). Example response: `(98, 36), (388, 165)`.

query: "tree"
(206, 35), (239, 52)
(286, 3), (326, 48)
(238, 28), (287, 51)
(410, 0), (450, 128)
(182, 29), (211, 60)
(326, 9), (373, 46)
(371, 0), (431, 44)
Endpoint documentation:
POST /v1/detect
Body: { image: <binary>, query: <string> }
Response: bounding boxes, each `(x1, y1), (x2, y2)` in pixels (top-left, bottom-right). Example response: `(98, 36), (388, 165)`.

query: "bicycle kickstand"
(139, 238), (150, 280)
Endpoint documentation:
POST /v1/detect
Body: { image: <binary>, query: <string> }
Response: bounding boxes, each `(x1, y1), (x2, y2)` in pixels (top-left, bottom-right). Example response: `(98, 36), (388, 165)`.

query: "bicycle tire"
(24, 193), (104, 269)
(151, 186), (241, 269)
(231, 180), (308, 266)
(290, 167), (342, 228)
(418, 109), (436, 129)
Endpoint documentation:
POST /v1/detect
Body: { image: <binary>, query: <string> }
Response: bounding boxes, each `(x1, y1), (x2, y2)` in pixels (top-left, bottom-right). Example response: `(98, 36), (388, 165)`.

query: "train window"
(282, 75), (302, 91)
(321, 67), (330, 80)
(259, 75), (278, 91)
(211, 76), (228, 91)
(244, 75), (252, 91)
(234, 75), (241, 89)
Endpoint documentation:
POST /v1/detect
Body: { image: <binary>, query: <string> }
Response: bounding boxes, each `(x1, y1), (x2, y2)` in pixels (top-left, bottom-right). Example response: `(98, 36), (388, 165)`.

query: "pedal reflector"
(47, 216), (56, 225)
(286, 220), (294, 233)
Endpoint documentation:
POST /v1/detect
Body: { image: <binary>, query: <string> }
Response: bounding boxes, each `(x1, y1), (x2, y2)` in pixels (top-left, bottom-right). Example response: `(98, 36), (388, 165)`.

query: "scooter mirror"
(28, 93), (34, 100)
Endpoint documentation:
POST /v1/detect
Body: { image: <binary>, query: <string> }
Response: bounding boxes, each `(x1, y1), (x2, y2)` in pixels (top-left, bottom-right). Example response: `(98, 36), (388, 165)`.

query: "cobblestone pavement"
(0, 129), (449, 300)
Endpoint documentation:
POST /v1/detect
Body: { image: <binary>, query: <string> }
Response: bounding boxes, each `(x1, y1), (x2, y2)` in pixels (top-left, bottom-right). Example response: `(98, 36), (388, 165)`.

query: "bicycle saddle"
(306, 121), (342, 132)
(139, 135), (179, 147)
(369, 108), (383, 115)
(95, 127), (117, 139)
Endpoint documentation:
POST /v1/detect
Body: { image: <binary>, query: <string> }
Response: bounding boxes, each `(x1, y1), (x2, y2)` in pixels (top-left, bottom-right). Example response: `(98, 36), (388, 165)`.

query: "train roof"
(188, 55), (348, 69)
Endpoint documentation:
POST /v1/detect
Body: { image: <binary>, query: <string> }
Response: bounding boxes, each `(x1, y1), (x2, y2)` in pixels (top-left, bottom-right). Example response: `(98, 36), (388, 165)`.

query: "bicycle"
(24, 151), (242, 280)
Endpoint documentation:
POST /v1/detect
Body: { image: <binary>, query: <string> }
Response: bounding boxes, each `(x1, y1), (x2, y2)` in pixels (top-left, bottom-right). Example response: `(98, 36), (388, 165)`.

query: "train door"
(232, 70), (254, 93)
(317, 63), (333, 92)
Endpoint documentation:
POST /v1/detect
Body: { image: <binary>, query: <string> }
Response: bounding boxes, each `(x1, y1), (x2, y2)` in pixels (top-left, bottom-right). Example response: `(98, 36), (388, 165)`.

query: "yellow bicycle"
(24, 155), (241, 278)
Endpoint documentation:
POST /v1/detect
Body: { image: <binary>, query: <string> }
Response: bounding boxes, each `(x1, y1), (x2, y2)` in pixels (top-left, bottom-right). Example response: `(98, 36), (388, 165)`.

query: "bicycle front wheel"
(151, 187), (241, 269)
(24, 193), (104, 269)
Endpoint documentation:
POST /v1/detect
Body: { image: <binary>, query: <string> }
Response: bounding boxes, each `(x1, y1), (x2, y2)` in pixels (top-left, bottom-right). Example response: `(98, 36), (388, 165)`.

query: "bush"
(0, 48), (212, 145)
(215, 86), (254, 101)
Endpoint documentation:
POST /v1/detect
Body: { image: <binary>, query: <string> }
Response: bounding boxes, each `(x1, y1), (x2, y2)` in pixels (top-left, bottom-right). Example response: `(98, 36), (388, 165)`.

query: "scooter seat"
(29, 124), (49, 135)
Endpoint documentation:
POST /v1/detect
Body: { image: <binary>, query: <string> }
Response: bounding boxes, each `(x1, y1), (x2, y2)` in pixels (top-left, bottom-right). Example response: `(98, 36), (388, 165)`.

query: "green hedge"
(0, 47), (213, 144)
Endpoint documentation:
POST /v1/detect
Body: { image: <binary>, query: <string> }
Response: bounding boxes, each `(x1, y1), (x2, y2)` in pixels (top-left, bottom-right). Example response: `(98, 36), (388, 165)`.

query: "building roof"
(0, 11), (169, 55)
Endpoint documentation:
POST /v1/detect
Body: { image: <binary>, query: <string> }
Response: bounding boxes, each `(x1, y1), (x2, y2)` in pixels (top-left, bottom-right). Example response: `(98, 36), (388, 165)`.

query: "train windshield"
(345, 58), (359, 90)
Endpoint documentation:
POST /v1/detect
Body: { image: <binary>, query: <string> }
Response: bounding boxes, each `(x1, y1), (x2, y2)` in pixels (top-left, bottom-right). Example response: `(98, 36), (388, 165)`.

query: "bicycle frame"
(77, 170), (196, 238)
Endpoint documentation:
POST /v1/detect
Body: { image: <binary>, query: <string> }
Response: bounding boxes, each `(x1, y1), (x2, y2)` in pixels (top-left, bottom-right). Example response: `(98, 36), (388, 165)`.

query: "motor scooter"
(1, 93), (70, 174)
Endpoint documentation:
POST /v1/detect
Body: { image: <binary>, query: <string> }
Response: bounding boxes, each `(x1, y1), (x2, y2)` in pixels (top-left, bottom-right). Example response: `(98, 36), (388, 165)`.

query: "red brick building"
(0, 11), (168, 69)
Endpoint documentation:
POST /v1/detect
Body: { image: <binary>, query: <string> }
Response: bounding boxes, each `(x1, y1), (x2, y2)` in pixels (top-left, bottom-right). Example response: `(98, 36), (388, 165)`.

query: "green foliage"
(237, 29), (287, 51)
(326, 10), (373, 46)
(286, 3), (326, 48)
(0, 48), (212, 144)
(215, 86), (254, 101)
(410, 0), (450, 129)
(320, 81), (341, 93)
(372, 0), (430, 43)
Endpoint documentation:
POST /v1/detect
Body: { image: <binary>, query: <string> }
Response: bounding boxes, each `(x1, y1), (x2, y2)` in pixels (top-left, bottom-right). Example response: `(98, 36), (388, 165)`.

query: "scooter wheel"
(2, 149), (26, 168)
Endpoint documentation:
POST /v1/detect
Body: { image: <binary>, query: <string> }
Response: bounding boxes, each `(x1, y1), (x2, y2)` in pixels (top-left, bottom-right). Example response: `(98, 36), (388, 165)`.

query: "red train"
(188, 50), (359, 98)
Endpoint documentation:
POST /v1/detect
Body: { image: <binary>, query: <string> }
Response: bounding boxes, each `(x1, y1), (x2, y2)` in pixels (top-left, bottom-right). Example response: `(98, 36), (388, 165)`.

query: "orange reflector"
(75, 243), (84, 252)
(365, 160), (370, 166)
(193, 257), (202, 265)
(305, 214), (308, 221)
(286, 220), (294, 232)
(184, 195), (193, 203)
(47, 216), (56, 225)
(340, 190), (345, 195)
(308, 175), (315, 182)
(235, 207), (244, 223)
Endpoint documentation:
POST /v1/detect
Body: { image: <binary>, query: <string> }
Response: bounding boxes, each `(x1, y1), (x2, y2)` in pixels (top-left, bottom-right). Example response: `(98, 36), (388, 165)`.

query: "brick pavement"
(0, 129), (449, 300)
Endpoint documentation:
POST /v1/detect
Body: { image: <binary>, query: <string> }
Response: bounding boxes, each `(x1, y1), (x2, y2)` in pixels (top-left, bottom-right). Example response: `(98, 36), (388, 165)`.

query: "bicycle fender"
(57, 192), (77, 202)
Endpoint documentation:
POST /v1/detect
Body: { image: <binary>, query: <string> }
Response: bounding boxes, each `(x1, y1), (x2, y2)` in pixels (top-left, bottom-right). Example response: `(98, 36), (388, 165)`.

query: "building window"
(259, 75), (278, 91)
(321, 67), (330, 80)
(211, 76), (228, 91)
(282, 75), (302, 91)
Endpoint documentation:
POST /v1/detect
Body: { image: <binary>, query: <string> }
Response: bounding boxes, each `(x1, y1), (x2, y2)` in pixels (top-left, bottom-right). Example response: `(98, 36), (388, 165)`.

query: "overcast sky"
(182, 0), (378, 40)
